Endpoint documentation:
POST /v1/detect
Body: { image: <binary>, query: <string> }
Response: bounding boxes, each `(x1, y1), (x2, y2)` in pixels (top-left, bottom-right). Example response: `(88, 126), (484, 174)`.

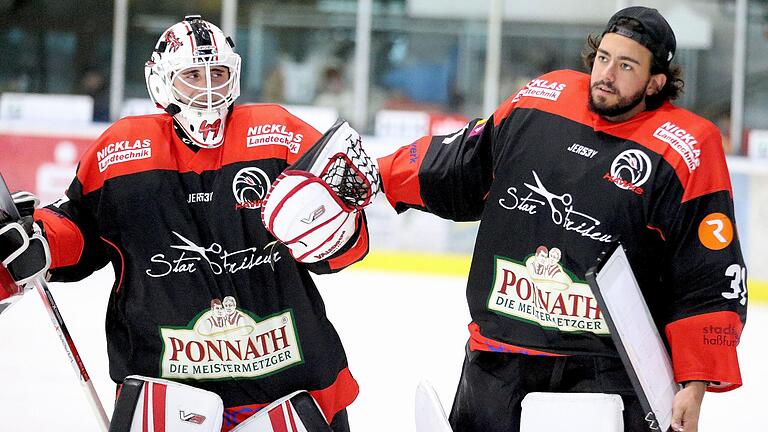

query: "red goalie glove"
(261, 119), (379, 263)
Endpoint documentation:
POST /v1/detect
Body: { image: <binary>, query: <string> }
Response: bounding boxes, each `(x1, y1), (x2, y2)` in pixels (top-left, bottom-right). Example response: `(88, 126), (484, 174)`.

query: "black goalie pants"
(448, 346), (649, 432)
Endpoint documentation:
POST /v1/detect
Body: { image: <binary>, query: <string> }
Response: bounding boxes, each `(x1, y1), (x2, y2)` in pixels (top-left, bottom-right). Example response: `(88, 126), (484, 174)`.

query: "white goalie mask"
(145, 15), (241, 148)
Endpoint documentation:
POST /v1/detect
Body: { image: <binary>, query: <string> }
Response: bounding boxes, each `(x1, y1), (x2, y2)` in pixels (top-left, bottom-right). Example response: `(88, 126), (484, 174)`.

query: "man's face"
(212, 303), (224, 318)
(223, 298), (236, 314)
(173, 65), (231, 108)
(548, 248), (561, 263)
(589, 33), (663, 121)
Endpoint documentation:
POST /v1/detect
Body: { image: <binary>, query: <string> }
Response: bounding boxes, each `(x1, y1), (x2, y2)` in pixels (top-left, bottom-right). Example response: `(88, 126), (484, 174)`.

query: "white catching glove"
(261, 119), (380, 263)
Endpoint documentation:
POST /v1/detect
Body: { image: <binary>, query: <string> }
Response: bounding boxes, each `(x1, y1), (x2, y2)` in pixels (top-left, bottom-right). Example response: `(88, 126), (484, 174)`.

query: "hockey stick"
(0, 173), (110, 431)
(32, 280), (110, 431)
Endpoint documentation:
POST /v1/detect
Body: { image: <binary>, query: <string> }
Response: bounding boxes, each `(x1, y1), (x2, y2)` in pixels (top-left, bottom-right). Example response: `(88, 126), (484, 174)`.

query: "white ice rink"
(0, 267), (765, 431)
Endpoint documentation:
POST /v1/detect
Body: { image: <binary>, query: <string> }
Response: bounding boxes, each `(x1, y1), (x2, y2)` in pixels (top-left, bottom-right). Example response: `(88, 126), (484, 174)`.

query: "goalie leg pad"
(109, 375), (224, 432)
(520, 392), (624, 432)
(231, 390), (332, 432)
(415, 380), (453, 432)
(262, 171), (358, 263)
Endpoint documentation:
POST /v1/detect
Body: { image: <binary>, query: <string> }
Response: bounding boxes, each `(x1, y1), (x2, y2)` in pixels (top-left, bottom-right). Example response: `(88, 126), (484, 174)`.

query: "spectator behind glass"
(78, 67), (109, 122)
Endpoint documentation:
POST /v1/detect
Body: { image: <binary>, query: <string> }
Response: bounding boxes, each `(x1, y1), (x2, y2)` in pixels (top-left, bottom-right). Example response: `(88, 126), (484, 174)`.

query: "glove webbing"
(322, 133), (381, 209)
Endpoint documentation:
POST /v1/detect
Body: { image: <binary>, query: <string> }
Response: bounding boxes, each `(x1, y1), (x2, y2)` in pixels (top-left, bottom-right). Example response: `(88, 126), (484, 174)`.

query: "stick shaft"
(33, 278), (110, 431)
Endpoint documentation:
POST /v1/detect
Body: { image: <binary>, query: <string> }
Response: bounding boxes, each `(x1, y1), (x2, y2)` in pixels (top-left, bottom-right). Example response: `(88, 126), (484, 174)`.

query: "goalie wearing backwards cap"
(0, 14), (378, 431)
(375, 5), (746, 432)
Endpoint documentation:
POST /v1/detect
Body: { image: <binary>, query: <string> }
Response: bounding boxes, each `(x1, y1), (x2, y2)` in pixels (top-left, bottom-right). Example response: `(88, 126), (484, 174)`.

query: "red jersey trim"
(493, 70), (732, 203)
(377, 137), (428, 210)
(468, 322), (566, 357)
(664, 311), (742, 392)
(646, 224), (667, 241)
(35, 208), (84, 269)
(221, 367), (359, 431)
(101, 237), (125, 294)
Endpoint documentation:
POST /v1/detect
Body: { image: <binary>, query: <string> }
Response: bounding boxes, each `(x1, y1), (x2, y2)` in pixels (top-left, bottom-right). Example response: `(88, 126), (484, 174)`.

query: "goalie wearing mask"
(2, 15), (379, 431)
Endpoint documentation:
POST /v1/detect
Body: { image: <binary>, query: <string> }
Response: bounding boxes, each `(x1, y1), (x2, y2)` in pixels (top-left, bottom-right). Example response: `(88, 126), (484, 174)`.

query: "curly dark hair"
(581, 18), (684, 110)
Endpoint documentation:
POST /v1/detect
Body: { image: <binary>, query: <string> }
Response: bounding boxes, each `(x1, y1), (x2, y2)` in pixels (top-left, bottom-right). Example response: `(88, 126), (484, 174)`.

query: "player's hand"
(261, 119), (378, 263)
(262, 171), (360, 263)
(670, 380), (707, 432)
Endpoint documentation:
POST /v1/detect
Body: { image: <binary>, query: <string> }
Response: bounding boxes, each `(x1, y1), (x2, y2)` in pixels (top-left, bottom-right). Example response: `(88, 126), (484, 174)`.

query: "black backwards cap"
(603, 6), (676, 67)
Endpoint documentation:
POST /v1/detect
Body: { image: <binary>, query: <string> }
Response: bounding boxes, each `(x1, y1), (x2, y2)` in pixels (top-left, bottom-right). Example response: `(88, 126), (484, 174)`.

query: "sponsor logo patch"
(566, 143), (598, 159)
(160, 297), (303, 380)
(145, 231), (281, 278)
(487, 249), (608, 335)
(603, 149), (652, 195)
(246, 124), (304, 154)
(200, 118), (222, 141)
(498, 170), (615, 243)
(232, 167), (271, 210)
(512, 79), (567, 102)
(408, 142), (418, 164)
(96, 139), (152, 172)
(301, 206), (325, 224)
(179, 411), (206, 424)
(698, 213), (733, 250)
(187, 192), (214, 204)
(469, 119), (488, 138)
(164, 31), (182, 52)
(652, 121), (701, 172)
(702, 323), (740, 347)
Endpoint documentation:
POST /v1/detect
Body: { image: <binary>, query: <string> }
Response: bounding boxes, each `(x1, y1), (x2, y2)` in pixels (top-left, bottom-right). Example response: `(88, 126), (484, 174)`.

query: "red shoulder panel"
(77, 106), (325, 195)
(493, 69), (588, 126)
(598, 107), (730, 203)
(495, 70), (731, 203)
(77, 114), (179, 194)
(221, 104), (322, 167)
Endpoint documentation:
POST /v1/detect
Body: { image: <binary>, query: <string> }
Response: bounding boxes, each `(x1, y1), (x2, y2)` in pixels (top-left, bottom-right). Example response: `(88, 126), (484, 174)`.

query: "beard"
(588, 79), (648, 118)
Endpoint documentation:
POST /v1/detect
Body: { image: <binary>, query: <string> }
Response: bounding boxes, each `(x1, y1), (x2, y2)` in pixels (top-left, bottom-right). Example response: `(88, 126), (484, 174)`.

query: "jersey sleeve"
(35, 164), (110, 282)
(649, 128), (746, 392)
(377, 113), (503, 222)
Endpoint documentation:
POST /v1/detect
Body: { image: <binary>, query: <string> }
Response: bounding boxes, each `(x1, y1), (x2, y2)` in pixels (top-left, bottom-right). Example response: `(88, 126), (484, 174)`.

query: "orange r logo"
(698, 213), (733, 250)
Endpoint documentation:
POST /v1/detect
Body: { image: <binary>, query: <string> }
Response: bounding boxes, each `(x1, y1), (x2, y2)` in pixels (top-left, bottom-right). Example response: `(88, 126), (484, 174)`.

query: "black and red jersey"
(379, 69), (746, 391)
(34, 104), (366, 427)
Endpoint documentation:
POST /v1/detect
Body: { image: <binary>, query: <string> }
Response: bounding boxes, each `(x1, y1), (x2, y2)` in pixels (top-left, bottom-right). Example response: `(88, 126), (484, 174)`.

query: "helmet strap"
(172, 120), (200, 153)
(165, 103), (182, 116)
